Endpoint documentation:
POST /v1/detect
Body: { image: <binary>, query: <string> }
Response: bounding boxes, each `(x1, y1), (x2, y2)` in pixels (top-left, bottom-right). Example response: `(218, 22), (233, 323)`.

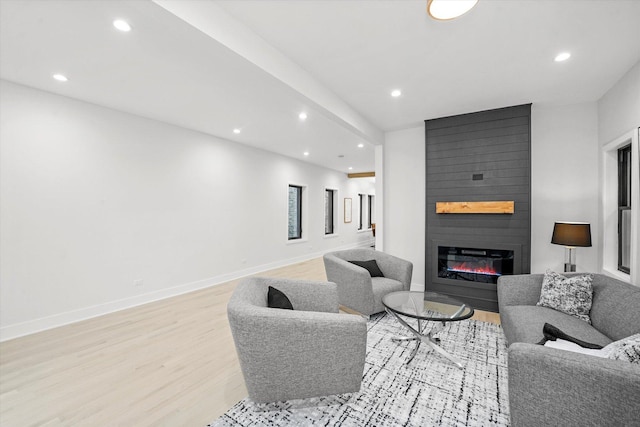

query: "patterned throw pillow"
(537, 270), (594, 323)
(603, 334), (640, 364)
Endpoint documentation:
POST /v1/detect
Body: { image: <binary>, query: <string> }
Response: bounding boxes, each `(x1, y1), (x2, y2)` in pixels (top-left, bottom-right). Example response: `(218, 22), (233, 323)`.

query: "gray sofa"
(323, 248), (413, 316)
(498, 273), (640, 427)
(227, 276), (367, 403)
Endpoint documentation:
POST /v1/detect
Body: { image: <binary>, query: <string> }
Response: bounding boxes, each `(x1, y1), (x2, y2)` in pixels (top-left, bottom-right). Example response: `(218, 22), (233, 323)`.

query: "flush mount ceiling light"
(427, 0), (478, 20)
(391, 89), (402, 97)
(113, 19), (132, 32)
(298, 112), (308, 121)
(52, 73), (68, 82)
(554, 52), (571, 62)
(233, 128), (241, 134)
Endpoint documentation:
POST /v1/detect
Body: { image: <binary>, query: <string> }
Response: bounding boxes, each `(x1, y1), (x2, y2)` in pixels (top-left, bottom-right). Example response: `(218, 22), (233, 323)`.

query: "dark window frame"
(358, 193), (365, 230)
(325, 189), (336, 235)
(368, 194), (374, 229)
(618, 144), (632, 274)
(288, 185), (303, 240)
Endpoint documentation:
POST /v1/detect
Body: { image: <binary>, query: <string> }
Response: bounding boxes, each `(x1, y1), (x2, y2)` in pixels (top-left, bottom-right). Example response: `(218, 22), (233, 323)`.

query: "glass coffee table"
(382, 291), (474, 369)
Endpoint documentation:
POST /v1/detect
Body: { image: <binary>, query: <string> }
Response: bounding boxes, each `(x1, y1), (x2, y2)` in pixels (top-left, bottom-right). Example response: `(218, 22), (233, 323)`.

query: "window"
(358, 193), (365, 230)
(603, 129), (638, 281)
(368, 195), (374, 229)
(325, 189), (336, 235)
(288, 185), (302, 240)
(618, 144), (632, 274)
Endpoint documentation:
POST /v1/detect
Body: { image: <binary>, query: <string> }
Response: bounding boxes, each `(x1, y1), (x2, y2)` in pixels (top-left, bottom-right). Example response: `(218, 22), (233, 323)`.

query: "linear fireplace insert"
(430, 240), (522, 312)
(437, 245), (514, 285)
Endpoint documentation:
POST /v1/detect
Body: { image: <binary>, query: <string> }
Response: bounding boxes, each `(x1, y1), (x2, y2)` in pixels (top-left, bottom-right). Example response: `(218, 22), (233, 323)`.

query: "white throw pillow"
(543, 339), (608, 358)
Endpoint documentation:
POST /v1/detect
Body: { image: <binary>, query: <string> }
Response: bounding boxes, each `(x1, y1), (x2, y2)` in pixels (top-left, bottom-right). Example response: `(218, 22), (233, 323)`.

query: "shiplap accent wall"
(425, 104), (532, 311)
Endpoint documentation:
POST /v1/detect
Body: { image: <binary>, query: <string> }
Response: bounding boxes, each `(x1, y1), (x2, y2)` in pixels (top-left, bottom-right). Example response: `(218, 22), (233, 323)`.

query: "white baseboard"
(410, 282), (425, 292)
(0, 239), (374, 342)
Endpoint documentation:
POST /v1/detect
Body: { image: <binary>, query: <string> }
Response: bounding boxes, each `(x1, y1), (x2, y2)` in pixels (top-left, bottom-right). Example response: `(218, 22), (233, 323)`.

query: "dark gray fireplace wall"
(425, 104), (532, 312)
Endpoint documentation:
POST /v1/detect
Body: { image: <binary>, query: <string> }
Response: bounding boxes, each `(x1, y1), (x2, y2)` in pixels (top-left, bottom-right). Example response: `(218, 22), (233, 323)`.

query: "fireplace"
(437, 246), (514, 284)
(425, 104), (531, 313)
(430, 240), (522, 312)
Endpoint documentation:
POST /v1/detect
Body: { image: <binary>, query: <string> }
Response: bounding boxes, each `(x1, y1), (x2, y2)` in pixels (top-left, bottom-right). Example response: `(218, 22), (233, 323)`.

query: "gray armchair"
(323, 248), (413, 316)
(227, 276), (367, 403)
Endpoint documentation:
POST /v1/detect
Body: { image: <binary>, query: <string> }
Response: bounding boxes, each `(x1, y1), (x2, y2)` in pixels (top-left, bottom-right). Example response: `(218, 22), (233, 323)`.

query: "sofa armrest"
(374, 251), (413, 291)
(497, 274), (544, 311)
(508, 342), (640, 427)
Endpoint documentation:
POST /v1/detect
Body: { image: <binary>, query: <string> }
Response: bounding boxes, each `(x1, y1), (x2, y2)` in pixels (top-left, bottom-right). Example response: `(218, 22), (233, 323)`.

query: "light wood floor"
(0, 257), (500, 426)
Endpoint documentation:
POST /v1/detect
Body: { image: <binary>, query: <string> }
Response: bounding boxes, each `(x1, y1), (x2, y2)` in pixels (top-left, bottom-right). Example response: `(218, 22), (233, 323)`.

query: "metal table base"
(386, 308), (464, 369)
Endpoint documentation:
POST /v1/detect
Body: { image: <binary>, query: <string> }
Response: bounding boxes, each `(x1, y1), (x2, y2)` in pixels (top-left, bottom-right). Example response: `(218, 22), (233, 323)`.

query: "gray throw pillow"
(603, 333), (640, 364)
(536, 270), (593, 323)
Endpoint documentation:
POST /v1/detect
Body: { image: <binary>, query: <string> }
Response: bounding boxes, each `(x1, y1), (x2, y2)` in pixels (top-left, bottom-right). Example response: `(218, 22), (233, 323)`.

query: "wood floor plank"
(0, 257), (500, 426)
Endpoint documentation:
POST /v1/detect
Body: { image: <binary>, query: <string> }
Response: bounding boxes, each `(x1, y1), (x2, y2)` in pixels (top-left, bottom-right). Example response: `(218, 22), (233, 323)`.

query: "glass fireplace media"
(437, 246), (514, 284)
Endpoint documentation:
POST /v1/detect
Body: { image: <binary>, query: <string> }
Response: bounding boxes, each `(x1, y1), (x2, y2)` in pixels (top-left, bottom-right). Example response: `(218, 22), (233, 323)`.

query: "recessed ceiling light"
(113, 19), (132, 32)
(303, 151), (310, 156)
(233, 128), (241, 134)
(554, 52), (571, 62)
(348, 167), (353, 170)
(52, 74), (68, 82)
(427, 0), (478, 20)
(357, 143), (364, 148)
(391, 89), (402, 97)
(298, 112), (308, 121)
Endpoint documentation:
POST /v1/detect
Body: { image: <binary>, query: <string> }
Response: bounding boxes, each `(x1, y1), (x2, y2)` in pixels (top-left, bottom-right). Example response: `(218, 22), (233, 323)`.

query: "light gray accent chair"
(227, 276), (368, 403)
(323, 248), (413, 316)
(498, 273), (640, 427)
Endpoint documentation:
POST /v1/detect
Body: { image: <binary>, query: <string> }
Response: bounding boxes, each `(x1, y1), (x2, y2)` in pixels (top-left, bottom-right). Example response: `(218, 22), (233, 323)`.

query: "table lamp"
(551, 222), (592, 272)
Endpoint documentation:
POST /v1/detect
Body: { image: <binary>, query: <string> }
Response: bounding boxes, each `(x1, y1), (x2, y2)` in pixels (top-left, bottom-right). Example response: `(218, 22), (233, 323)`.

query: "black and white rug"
(210, 313), (510, 426)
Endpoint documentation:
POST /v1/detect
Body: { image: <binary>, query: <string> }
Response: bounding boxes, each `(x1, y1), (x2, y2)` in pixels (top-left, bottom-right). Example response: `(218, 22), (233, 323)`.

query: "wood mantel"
(347, 172), (375, 178)
(436, 201), (515, 214)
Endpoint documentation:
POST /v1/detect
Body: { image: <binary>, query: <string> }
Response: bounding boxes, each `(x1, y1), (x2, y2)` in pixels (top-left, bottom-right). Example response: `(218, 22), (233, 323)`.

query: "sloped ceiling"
(1, 0), (639, 173)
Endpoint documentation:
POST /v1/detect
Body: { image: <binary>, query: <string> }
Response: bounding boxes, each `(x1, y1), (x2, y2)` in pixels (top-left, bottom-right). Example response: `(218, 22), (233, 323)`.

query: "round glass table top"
(382, 291), (474, 321)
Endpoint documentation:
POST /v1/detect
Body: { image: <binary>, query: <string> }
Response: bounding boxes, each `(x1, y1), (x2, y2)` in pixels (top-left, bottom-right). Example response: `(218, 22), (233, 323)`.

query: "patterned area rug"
(210, 313), (510, 426)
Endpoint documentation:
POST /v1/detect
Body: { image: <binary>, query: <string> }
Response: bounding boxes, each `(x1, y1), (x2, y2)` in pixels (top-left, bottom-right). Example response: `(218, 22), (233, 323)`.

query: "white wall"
(598, 60), (640, 146)
(374, 145), (384, 251)
(530, 103), (599, 273)
(0, 81), (375, 340)
(383, 105), (602, 289)
(383, 125), (426, 288)
(597, 60), (640, 285)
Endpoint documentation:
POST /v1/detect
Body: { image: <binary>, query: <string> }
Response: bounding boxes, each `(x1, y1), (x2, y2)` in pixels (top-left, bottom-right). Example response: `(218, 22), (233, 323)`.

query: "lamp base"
(564, 247), (576, 273)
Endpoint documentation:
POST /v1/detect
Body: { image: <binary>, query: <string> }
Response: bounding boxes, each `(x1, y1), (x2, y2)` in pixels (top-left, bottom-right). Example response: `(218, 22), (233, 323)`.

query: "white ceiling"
(216, 0), (640, 130)
(2, 0), (640, 173)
